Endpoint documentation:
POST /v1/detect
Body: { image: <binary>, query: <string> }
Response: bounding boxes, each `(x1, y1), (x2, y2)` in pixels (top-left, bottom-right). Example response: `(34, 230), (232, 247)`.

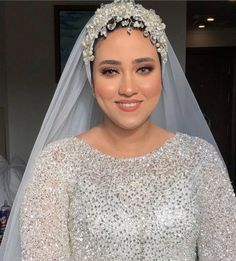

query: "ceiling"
(187, 1), (236, 30)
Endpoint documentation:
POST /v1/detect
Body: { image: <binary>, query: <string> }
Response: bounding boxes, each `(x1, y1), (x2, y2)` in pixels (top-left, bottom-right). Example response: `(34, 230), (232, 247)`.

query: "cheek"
(94, 77), (118, 99)
(139, 75), (162, 97)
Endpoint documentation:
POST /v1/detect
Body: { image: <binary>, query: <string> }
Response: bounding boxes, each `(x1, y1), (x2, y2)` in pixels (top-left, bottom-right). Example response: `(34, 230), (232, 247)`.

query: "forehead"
(94, 28), (158, 61)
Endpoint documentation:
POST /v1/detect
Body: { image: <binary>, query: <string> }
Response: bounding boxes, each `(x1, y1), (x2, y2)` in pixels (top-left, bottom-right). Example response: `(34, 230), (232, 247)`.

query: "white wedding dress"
(19, 132), (236, 261)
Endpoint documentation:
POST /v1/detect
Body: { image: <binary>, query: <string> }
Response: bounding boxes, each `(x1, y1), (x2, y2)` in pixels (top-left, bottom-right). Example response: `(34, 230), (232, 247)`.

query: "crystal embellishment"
(20, 132), (236, 260)
(82, 0), (168, 64)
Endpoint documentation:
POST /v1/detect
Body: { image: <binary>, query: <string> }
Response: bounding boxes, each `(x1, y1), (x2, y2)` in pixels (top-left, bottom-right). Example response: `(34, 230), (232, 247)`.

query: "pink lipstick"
(115, 99), (143, 112)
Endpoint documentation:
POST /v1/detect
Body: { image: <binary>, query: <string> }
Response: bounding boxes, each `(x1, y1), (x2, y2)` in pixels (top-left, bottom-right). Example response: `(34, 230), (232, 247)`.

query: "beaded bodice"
(20, 132), (236, 261)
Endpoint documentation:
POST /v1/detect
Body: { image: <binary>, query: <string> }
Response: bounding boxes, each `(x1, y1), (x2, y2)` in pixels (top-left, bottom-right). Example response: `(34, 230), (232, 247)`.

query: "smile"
(117, 102), (140, 107)
(115, 101), (142, 112)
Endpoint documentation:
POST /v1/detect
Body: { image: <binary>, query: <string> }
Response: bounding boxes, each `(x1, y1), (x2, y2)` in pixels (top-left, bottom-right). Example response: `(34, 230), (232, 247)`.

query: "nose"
(118, 72), (138, 97)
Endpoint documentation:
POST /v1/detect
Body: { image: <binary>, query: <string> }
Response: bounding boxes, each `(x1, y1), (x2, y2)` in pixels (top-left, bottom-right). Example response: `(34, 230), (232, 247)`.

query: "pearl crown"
(82, 0), (168, 64)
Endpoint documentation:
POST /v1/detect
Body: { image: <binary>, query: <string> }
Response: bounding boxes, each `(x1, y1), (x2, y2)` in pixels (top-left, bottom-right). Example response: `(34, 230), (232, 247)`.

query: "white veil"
(0, 10), (223, 261)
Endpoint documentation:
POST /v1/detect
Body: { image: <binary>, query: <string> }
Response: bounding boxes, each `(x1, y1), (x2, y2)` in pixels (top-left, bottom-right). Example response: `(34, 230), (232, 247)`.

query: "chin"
(111, 117), (150, 131)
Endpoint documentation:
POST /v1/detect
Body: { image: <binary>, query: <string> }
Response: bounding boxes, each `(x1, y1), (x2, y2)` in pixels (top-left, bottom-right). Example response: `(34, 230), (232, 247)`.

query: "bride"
(78, 25), (175, 158)
(1, 0), (235, 260)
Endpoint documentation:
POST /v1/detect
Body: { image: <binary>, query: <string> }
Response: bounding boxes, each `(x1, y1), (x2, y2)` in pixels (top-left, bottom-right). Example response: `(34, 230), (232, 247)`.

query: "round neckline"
(73, 132), (180, 161)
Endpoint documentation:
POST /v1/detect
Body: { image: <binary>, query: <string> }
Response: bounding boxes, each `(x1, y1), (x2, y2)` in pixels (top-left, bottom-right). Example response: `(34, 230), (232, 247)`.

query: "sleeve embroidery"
(197, 141), (236, 260)
(19, 143), (71, 261)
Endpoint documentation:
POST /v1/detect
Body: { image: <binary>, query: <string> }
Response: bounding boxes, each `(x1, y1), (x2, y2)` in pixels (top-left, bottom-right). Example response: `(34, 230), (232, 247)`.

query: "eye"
(101, 68), (118, 76)
(137, 66), (153, 74)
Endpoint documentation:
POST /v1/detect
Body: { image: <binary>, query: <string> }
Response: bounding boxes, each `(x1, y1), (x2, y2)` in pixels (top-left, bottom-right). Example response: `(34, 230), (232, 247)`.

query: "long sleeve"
(197, 141), (236, 260)
(19, 142), (71, 261)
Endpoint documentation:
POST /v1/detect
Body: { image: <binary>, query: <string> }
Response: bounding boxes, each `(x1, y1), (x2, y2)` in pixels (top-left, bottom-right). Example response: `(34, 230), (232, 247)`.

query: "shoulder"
(176, 132), (217, 153)
(28, 137), (82, 187)
(43, 137), (74, 152)
(36, 136), (79, 166)
(181, 135), (235, 202)
(174, 132), (222, 168)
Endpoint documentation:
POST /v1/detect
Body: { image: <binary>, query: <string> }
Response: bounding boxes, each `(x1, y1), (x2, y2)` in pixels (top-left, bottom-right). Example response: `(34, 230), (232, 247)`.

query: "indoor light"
(207, 17), (215, 22)
(198, 24), (205, 28)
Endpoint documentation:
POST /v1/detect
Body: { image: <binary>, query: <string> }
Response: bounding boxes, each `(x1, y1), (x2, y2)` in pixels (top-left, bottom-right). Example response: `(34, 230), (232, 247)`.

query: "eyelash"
(101, 66), (154, 76)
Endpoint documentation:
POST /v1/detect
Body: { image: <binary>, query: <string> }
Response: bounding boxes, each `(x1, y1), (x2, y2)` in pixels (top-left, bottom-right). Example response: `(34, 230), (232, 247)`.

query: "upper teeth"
(118, 102), (139, 107)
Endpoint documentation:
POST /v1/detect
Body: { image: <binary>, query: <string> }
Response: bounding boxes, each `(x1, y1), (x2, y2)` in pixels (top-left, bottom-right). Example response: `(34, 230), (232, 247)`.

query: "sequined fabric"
(19, 132), (236, 260)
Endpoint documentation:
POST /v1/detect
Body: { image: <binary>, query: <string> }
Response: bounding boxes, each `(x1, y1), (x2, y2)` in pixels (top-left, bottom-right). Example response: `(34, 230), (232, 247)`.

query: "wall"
(0, 2), (7, 157)
(187, 28), (236, 48)
(0, 2), (6, 108)
(2, 1), (187, 162)
(4, 1), (56, 161)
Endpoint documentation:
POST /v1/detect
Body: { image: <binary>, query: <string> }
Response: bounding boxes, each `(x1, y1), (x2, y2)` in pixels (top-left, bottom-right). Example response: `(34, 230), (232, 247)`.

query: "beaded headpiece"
(82, 0), (168, 64)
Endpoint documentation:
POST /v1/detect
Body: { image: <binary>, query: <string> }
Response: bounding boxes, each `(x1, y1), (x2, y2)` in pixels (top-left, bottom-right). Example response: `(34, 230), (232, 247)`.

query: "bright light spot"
(207, 17), (215, 22)
(198, 24), (205, 29)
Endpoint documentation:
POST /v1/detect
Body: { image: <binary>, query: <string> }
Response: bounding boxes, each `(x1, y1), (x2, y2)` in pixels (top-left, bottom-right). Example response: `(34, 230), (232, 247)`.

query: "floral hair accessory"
(82, 0), (168, 64)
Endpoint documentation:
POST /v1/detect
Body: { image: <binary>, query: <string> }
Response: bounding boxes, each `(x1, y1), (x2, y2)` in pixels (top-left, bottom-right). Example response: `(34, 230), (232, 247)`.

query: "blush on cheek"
(94, 79), (119, 99)
(140, 79), (162, 97)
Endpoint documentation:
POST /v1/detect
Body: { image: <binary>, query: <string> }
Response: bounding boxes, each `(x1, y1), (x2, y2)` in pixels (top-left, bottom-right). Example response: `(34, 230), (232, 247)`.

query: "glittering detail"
(82, 0), (168, 65)
(20, 132), (236, 260)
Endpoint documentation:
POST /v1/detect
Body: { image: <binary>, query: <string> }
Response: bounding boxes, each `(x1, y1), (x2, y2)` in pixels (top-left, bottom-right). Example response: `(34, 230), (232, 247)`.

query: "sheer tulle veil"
(0, 3), (225, 260)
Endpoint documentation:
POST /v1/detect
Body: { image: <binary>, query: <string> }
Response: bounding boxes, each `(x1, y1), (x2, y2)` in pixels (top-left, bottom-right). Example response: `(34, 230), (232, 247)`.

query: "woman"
(1, 0), (235, 260)
(79, 24), (174, 158)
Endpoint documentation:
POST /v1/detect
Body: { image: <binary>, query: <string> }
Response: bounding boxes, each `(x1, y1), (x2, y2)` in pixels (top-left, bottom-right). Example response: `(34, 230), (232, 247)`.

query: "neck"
(99, 117), (155, 154)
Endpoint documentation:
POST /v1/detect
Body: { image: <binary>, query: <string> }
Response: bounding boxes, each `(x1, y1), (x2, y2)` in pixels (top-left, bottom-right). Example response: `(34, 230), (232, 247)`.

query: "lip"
(115, 99), (143, 103)
(114, 99), (143, 112)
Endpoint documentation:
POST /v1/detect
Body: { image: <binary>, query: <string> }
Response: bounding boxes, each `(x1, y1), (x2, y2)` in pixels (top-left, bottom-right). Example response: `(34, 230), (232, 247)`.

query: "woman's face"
(92, 27), (162, 130)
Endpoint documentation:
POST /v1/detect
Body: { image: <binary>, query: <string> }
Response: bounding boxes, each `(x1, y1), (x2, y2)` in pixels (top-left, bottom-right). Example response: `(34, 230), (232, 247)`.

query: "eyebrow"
(98, 57), (155, 66)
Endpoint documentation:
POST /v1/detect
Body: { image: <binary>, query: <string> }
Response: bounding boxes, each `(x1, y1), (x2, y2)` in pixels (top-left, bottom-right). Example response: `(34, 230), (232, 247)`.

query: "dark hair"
(90, 21), (163, 86)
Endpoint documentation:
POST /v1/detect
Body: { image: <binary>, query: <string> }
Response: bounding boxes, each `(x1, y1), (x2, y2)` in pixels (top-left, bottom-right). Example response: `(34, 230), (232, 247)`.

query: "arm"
(197, 141), (236, 260)
(19, 142), (71, 261)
